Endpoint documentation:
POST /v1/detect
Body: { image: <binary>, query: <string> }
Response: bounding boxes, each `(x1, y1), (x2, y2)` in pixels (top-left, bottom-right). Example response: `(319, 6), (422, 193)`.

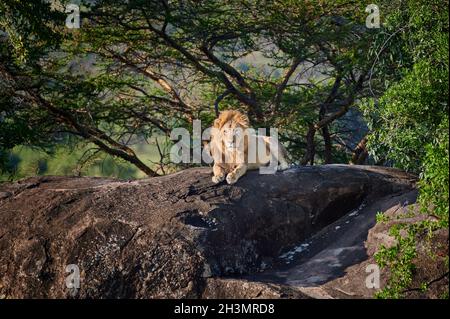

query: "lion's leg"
(226, 164), (247, 184)
(212, 164), (226, 184)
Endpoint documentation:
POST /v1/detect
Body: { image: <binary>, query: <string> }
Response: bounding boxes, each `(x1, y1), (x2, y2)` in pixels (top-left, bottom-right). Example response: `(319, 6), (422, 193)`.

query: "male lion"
(208, 110), (290, 184)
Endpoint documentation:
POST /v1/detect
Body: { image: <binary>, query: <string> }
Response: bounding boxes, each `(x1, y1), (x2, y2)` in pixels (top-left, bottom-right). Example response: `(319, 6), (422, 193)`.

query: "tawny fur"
(209, 110), (290, 184)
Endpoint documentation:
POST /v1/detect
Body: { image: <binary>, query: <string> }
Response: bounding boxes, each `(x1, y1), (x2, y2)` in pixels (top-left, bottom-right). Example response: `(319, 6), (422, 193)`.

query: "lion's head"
(212, 110), (249, 151)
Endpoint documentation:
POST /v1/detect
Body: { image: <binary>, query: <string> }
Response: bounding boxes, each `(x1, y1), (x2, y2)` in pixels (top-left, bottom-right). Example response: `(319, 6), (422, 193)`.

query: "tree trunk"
(322, 125), (333, 164)
(301, 124), (316, 165)
(319, 103), (332, 164)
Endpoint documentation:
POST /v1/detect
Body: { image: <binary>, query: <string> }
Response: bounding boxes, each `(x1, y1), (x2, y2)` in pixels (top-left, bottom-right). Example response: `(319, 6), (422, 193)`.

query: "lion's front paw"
(226, 173), (238, 184)
(212, 174), (225, 184)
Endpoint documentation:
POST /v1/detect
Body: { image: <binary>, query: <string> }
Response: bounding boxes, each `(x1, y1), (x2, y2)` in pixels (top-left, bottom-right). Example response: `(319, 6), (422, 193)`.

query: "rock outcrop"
(0, 165), (418, 298)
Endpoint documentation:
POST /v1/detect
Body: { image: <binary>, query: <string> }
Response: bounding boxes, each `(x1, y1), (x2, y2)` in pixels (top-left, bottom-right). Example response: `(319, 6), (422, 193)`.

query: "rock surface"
(314, 199), (449, 299)
(0, 165), (418, 298)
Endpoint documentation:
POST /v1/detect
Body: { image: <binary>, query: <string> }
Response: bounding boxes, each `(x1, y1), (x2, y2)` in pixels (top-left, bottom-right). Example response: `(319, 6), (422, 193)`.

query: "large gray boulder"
(0, 165), (416, 298)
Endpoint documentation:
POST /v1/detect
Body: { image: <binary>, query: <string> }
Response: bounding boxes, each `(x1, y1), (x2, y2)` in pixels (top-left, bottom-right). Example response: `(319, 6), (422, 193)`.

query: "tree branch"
(273, 57), (302, 112)
(28, 91), (159, 177)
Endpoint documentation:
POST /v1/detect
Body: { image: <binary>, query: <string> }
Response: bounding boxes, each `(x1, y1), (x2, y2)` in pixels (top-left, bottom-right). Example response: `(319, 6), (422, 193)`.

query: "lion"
(208, 110), (290, 184)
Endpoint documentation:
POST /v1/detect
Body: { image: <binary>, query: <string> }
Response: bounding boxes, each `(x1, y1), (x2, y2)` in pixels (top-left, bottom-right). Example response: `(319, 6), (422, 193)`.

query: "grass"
(0, 138), (173, 181)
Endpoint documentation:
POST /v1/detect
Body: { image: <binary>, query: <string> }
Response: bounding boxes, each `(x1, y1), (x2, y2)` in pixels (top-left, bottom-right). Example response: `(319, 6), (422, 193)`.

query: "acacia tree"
(1, 0), (379, 177)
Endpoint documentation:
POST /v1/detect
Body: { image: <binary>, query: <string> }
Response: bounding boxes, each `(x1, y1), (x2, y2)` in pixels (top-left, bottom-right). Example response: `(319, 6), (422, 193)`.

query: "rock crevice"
(0, 165), (417, 298)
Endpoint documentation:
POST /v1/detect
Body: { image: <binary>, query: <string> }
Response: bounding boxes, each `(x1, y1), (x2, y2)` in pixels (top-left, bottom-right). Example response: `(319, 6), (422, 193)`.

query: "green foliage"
(363, 61), (448, 172)
(376, 211), (389, 223)
(0, 140), (172, 181)
(418, 121), (449, 226)
(362, 0), (449, 298)
(0, 0), (63, 64)
(1, 0), (381, 177)
(375, 218), (445, 298)
(375, 223), (417, 299)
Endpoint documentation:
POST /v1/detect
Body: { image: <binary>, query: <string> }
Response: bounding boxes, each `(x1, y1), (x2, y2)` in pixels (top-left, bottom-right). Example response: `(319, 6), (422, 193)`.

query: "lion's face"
(220, 120), (245, 151)
(212, 110), (249, 154)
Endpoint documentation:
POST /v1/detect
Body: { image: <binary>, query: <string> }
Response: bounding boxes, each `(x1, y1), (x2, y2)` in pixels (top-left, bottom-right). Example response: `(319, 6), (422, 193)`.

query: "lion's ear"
(213, 118), (221, 128)
(239, 114), (249, 128)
